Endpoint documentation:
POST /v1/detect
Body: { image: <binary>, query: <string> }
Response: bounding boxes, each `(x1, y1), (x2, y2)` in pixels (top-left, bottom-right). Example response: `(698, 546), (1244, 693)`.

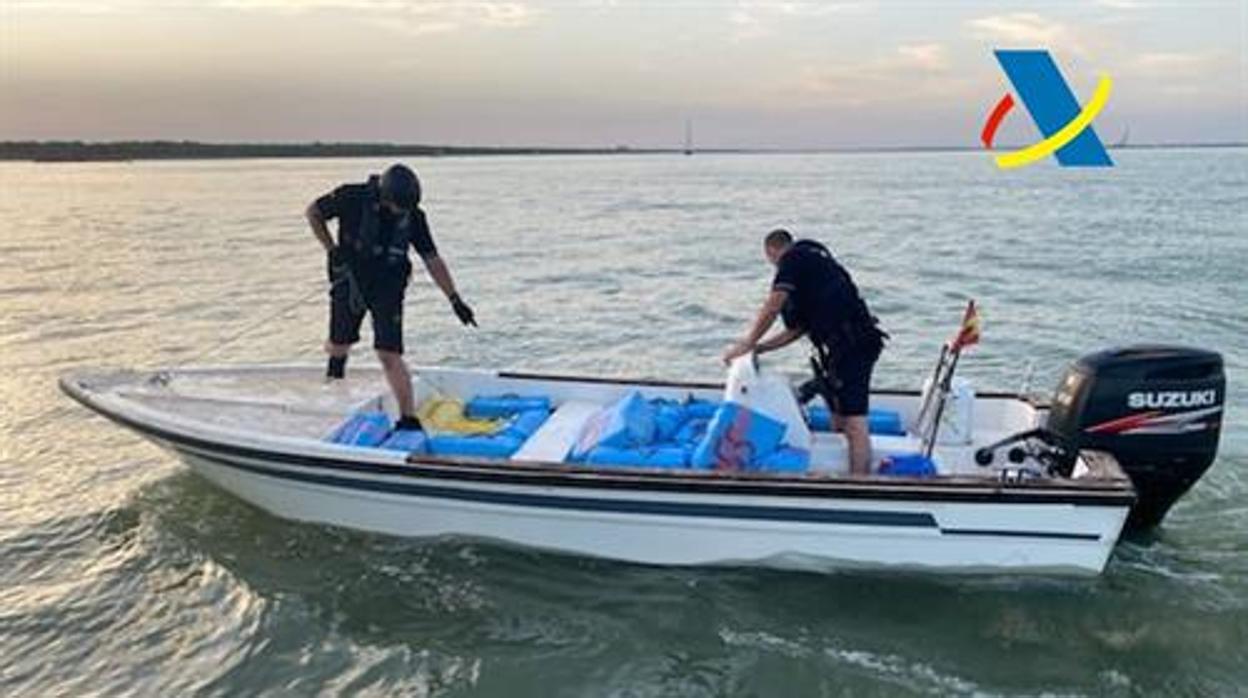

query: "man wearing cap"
(305, 163), (476, 431)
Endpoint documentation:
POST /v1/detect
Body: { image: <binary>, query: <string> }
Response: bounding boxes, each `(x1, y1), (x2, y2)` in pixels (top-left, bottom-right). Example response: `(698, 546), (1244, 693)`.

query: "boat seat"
(809, 433), (936, 475)
(513, 400), (602, 463)
(806, 405), (907, 436)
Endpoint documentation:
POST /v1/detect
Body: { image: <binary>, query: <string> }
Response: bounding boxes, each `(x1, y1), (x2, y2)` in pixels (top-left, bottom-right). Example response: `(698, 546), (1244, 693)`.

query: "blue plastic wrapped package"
(878, 453), (937, 477)
(869, 410), (905, 436)
(465, 395), (552, 420)
(585, 445), (689, 469)
(683, 399), (720, 420)
(326, 411), (392, 447)
(502, 409), (550, 440)
(807, 405), (906, 436)
(378, 429), (428, 454)
(583, 447), (648, 467)
(427, 433), (523, 459)
(571, 391), (656, 459)
(674, 417), (709, 446)
(807, 405), (833, 432)
(754, 447), (811, 473)
(650, 446), (692, 468)
(690, 403), (787, 471)
(652, 400), (687, 442)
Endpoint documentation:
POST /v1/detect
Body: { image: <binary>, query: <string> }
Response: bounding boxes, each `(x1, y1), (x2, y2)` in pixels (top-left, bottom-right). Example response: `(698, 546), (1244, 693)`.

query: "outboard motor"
(1046, 345), (1224, 530)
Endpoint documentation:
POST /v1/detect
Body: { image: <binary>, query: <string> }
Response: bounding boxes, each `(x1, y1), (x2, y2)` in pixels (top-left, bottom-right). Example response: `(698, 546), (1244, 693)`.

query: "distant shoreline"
(0, 141), (671, 163)
(0, 140), (1243, 163)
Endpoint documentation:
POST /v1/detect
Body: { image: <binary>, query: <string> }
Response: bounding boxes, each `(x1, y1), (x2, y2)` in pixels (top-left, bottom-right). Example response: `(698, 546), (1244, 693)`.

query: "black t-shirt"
(315, 182), (438, 270)
(773, 239), (879, 352)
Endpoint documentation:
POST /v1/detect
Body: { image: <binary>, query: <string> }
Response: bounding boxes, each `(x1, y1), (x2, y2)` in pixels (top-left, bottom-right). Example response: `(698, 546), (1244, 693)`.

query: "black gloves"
(449, 293), (477, 327)
(327, 246), (349, 283)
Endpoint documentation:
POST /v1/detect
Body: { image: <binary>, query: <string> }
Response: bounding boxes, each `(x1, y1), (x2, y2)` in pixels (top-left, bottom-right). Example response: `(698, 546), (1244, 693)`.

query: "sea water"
(0, 149), (1245, 695)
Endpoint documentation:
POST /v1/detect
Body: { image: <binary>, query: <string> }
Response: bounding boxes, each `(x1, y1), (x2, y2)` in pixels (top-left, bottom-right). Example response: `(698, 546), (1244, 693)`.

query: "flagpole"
(923, 346), (961, 458)
(921, 300), (978, 459)
(915, 344), (948, 435)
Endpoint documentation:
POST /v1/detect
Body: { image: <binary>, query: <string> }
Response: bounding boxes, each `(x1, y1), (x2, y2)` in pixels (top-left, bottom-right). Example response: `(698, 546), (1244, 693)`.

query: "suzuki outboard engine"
(1047, 346), (1224, 530)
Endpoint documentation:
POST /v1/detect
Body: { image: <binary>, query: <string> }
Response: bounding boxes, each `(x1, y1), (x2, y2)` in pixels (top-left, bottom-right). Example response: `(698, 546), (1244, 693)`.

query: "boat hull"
(172, 440), (1126, 575)
(62, 365), (1135, 576)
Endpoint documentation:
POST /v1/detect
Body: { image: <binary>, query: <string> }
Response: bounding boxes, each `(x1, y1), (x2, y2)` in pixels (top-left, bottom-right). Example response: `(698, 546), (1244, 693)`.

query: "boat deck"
(71, 363), (1119, 486)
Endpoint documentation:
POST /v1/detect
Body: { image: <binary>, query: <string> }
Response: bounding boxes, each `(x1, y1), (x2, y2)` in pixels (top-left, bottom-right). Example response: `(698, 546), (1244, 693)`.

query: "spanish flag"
(951, 300), (981, 352)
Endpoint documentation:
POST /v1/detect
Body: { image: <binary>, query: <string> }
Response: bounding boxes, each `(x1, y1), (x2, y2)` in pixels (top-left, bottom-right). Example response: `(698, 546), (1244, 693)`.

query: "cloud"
(12, 0), (541, 31)
(739, 1), (871, 17)
(1114, 50), (1231, 99)
(1094, 0), (1147, 9)
(371, 1), (539, 35)
(727, 8), (771, 41)
(785, 42), (970, 107)
(967, 12), (1063, 43)
(367, 16), (461, 36)
(725, 1), (871, 41)
(896, 43), (948, 71)
(8, 0), (138, 11)
(230, 0), (540, 28)
(967, 13), (1085, 55)
(1129, 51), (1218, 75)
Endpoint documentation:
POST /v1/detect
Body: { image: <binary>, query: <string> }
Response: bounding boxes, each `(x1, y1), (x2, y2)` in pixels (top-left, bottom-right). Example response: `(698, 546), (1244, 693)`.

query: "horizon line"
(1, 139), (1244, 163)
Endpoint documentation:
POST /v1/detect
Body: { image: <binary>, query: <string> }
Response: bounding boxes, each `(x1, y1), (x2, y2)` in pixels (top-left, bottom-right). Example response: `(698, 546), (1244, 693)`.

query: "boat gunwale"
(60, 373), (1137, 508)
(496, 370), (1054, 408)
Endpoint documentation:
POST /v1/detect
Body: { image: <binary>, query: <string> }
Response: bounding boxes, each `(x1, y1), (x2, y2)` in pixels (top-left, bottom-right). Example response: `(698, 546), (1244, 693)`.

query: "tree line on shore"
(0, 140), (654, 162)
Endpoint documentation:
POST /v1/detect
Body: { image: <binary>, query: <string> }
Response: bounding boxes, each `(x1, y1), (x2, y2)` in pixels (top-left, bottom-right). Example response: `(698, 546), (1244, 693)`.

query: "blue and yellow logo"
(981, 50), (1113, 169)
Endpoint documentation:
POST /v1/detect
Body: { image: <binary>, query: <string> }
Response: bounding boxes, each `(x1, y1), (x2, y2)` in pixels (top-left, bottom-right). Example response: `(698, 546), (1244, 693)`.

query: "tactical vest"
(796, 240), (887, 359)
(352, 175), (414, 273)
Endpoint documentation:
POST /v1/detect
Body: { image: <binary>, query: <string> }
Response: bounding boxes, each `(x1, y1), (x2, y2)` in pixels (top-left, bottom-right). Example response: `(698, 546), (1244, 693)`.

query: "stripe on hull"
(188, 446), (1103, 542)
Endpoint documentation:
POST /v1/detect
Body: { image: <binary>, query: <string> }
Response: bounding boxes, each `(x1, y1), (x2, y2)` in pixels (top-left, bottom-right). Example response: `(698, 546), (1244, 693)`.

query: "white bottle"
(937, 378), (975, 445)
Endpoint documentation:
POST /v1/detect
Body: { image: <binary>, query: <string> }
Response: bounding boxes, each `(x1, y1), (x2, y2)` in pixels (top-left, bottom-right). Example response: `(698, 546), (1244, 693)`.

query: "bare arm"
(305, 202), (335, 253)
(741, 289), (788, 347)
(424, 254), (477, 326)
(722, 289), (789, 363)
(422, 255), (458, 299)
(755, 326), (805, 355)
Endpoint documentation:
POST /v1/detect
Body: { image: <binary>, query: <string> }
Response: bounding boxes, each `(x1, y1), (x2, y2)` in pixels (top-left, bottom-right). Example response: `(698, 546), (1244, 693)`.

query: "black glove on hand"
(449, 293), (477, 327)
(327, 247), (349, 283)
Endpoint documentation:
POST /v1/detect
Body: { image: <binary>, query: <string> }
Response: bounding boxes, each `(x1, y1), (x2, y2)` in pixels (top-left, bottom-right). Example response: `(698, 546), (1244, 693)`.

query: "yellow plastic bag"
(416, 398), (503, 435)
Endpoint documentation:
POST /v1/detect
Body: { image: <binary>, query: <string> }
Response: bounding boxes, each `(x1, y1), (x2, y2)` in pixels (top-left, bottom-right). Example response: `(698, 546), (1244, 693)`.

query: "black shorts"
(817, 351), (876, 417)
(329, 269), (407, 353)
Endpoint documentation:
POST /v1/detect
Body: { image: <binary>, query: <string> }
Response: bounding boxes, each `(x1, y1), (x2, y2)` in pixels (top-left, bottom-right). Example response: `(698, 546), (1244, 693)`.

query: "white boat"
(60, 346), (1224, 576)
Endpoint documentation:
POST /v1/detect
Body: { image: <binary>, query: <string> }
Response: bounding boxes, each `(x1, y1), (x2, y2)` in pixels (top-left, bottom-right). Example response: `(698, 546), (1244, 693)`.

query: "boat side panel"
(181, 449), (1122, 575)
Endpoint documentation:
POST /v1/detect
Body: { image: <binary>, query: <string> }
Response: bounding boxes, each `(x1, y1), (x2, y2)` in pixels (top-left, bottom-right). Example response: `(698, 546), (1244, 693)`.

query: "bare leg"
(841, 415), (872, 475)
(377, 350), (416, 418)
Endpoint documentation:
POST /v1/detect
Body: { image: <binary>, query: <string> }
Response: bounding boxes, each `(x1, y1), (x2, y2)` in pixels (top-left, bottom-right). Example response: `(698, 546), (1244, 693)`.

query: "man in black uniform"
(305, 164), (476, 430)
(722, 229), (886, 475)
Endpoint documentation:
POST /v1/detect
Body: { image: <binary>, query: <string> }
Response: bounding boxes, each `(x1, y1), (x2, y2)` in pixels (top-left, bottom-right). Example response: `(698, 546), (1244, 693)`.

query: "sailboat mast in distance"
(684, 119), (694, 156)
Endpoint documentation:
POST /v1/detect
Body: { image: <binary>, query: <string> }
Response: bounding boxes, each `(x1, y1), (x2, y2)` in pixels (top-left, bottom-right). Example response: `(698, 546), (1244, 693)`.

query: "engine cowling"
(1047, 345), (1225, 530)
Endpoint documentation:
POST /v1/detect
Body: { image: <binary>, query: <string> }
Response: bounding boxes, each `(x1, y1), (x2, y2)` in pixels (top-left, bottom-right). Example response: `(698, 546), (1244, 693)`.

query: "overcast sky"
(3, 0), (1245, 148)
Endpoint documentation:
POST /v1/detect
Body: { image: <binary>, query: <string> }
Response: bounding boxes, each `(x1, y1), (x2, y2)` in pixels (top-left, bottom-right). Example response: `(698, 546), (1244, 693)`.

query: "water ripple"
(0, 150), (1245, 696)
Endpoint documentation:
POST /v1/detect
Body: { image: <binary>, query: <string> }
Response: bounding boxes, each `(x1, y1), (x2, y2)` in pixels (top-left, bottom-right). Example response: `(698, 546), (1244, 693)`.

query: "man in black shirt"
(723, 229), (886, 475)
(305, 164), (476, 430)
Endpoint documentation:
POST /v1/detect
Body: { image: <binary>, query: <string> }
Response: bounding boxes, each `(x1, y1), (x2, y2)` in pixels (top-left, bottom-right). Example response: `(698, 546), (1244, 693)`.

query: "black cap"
(380, 164), (421, 210)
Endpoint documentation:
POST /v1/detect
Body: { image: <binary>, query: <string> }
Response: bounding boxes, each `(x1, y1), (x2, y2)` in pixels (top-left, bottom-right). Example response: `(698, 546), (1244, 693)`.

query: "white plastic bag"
(919, 375), (975, 446)
(724, 356), (813, 451)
